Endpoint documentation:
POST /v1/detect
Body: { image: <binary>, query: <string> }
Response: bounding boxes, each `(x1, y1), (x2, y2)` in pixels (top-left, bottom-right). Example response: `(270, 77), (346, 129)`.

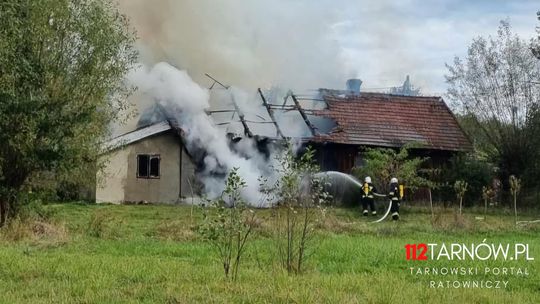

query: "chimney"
(346, 78), (362, 94)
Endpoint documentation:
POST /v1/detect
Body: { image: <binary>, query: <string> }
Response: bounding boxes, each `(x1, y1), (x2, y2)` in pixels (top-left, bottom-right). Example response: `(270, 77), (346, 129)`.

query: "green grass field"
(0, 203), (539, 303)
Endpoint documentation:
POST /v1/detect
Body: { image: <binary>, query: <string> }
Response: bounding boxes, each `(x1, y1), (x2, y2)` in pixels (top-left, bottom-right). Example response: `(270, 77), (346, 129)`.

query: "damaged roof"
(311, 92), (472, 152)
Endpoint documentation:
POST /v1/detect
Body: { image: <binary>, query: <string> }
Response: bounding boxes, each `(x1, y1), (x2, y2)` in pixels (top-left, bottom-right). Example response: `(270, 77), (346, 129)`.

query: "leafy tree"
(441, 154), (493, 206)
(525, 109), (540, 186)
(352, 144), (432, 195)
(0, 0), (137, 225)
(455, 113), (497, 161)
(532, 11), (540, 59)
(446, 20), (540, 186)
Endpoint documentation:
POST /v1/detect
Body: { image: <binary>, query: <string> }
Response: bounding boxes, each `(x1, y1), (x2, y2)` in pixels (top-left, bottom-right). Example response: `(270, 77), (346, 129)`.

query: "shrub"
(352, 143), (432, 196)
(454, 180), (468, 215)
(198, 168), (256, 281)
(265, 146), (330, 274)
(441, 154), (493, 206)
(510, 175), (522, 224)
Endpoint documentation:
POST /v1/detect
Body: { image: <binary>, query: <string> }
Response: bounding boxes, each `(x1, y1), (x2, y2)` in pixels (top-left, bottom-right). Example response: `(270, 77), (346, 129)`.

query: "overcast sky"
(333, 0), (539, 95)
(120, 0), (539, 96)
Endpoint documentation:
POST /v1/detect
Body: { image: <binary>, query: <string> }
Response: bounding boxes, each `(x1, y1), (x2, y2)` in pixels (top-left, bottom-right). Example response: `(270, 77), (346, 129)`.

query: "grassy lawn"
(0, 203), (539, 303)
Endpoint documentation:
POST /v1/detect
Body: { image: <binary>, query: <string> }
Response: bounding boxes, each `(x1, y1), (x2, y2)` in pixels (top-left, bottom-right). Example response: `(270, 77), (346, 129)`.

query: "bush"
(264, 146), (330, 274)
(352, 143), (432, 195)
(15, 192), (57, 222)
(198, 168), (256, 281)
(440, 154), (493, 206)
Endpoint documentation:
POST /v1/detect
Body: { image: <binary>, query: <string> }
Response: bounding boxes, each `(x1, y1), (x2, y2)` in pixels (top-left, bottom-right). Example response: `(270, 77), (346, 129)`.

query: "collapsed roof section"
(129, 76), (471, 153)
(205, 74), (335, 140)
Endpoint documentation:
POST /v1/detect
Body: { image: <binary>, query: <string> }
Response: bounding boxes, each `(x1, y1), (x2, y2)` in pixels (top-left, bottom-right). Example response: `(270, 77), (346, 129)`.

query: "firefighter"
(388, 177), (403, 220)
(361, 176), (377, 216)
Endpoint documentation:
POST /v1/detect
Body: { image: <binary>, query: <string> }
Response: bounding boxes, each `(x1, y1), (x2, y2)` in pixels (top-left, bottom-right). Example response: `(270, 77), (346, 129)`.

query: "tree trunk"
(0, 200), (6, 227)
(514, 194), (518, 225)
(0, 196), (12, 227)
(429, 189), (434, 220)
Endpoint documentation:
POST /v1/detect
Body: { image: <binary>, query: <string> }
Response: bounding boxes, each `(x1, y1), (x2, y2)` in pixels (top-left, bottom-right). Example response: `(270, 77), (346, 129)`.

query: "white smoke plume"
(128, 62), (283, 206)
(118, 0), (351, 91)
(114, 0), (353, 137)
(116, 1), (349, 203)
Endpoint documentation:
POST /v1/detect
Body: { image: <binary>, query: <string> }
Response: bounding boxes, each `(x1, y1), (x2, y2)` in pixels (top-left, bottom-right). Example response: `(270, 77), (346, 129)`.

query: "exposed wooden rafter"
(205, 73), (253, 137)
(288, 91), (318, 136)
(257, 88), (285, 139)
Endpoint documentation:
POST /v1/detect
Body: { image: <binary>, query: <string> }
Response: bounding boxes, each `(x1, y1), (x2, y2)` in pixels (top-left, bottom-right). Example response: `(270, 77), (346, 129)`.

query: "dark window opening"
(137, 154), (160, 178)
(149, 157), (160, 177)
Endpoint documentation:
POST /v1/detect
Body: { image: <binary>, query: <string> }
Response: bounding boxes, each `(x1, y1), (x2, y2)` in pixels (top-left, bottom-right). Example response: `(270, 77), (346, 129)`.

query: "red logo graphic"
(405, 243), (429, 260)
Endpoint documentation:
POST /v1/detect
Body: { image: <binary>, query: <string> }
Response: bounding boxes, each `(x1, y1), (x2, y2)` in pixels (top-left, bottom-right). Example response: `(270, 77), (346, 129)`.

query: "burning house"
(96, 63), (286, 205)
(95, 65), (471, 205)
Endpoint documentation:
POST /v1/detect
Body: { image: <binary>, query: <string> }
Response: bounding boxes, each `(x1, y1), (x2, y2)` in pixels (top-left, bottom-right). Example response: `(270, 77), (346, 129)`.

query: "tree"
(263, 146), (330, 274)
(0, 0), (137, 225)
(441, 153), (493, 206)
(532, 11), (540, 59)
(453, 180), (468, 215)
(446, 21), (540, 186)
(352, 143), (432, 195)
(198, 168), (256, 281)
(509, 175), (521, 224)
(454, 113), (497, 160)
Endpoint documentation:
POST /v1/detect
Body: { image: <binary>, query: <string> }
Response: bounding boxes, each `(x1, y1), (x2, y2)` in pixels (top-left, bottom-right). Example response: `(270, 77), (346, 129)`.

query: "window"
(137, 154), (160, 178)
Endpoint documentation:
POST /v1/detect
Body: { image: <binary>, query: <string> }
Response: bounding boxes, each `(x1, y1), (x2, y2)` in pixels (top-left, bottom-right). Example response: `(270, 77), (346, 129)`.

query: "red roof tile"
(311, 92), (472, 151)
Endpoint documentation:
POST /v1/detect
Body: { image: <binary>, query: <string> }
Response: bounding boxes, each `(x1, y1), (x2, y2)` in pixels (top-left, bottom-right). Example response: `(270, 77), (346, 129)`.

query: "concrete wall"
(96, 131), (196, 204)
(96, 148), (129, 203)
(180, 147), (198, 198)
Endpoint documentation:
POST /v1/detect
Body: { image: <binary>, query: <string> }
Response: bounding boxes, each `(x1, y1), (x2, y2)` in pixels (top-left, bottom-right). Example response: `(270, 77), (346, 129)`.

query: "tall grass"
(0, 203), (537, 303)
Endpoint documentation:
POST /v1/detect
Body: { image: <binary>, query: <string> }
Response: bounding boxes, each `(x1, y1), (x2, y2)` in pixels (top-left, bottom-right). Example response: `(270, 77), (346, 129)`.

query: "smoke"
(128, 62), (283, 206)
(116, 1), (361, 202)
(118, 0), (349, 91)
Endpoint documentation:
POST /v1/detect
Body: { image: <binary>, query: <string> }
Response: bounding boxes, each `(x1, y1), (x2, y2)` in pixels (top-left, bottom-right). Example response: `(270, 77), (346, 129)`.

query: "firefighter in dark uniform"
(361, 176), (377, 216)
(388, 177), (403, 220)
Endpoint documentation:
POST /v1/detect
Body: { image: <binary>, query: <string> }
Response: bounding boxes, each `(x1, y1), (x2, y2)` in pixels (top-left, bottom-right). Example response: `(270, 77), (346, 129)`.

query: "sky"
(119, 0), (539, 96)
(333, 0), (539, 95)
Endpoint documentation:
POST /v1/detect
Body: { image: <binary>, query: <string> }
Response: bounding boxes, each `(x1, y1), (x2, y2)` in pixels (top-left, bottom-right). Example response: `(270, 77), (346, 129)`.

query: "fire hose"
(372, 193), (393, 223)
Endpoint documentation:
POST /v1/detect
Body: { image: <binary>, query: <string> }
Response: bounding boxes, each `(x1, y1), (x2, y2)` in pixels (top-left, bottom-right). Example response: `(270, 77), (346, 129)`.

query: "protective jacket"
(388, 183), (402, 201)
(361, 182), (377, 215)
(388, 183), (403, 220)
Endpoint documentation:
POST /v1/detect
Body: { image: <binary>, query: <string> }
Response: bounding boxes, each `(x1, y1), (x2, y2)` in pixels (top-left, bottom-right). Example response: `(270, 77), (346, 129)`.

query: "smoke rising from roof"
(118, 0), (540, 96)
(128, 62), (283, 205)
(118, 0), (350, 91)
